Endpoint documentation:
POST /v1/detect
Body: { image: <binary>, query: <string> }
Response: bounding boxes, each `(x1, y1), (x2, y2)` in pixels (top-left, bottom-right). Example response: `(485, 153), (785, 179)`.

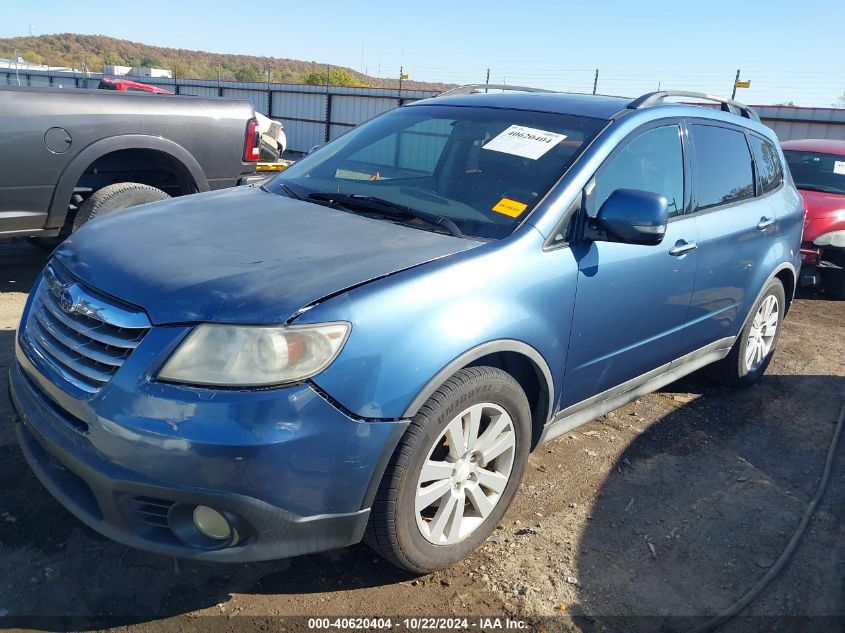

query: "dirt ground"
(0, 239), (843, 632)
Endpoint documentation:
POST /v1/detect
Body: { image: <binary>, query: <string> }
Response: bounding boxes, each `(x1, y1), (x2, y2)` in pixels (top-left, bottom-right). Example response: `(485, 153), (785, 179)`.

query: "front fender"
(299, 229), (579, 420)
(46, 134), (208, 229)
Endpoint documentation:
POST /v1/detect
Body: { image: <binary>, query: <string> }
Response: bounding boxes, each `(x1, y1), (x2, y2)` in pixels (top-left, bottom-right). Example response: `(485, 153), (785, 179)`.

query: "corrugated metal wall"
(4, 69), (844, 151)
(755, 105), (845, 142)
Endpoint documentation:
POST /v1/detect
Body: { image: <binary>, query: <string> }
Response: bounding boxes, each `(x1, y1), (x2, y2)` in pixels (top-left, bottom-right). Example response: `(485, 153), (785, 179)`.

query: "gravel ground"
(0, 239), (843, 632)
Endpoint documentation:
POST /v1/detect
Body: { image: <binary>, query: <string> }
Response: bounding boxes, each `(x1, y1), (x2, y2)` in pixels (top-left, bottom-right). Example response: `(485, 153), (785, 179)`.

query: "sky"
(2, 0), (843, 107)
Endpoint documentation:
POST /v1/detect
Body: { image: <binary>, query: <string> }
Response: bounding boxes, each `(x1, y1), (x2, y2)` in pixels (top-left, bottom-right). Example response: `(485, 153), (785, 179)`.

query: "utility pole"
(592, 68), (599, 95)
(326, 64), (331, 91)
(398, 65), (404, 99)
(731, 68), (740, 100)
(485, 68), (490, 93)
(13, 48), (20, 86)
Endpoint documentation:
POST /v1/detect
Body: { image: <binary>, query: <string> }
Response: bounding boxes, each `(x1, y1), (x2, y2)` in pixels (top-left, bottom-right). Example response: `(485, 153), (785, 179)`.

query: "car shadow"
(796, 285), (837, 302)
(568, 371), (845, 631)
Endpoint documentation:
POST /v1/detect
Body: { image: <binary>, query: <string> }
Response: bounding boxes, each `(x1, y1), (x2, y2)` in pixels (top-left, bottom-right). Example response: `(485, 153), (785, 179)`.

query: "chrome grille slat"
(32, 305), (127, 367)
(37, 285), (143, 349)
(24, 264), (151, 392)
(27, 319), (111, 384)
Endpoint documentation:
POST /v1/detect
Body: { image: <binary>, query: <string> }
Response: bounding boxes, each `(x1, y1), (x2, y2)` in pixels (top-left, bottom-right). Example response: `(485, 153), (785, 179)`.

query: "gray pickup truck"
(0, 86), (262, 243)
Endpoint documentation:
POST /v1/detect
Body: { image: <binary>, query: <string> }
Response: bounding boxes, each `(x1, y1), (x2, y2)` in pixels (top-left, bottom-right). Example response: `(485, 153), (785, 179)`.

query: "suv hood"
(53, 187), (477, 325)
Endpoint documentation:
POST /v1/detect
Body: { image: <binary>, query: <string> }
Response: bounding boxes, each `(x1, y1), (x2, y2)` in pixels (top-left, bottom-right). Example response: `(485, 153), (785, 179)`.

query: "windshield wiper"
(307, 192), (463, 238)
(277, 182), (304, 200)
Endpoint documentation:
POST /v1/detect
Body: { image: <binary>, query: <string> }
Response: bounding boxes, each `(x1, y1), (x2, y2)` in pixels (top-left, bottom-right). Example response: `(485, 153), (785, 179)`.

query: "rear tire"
(73, 182), (170, 231)
(707, 278), (785, 388)
(365, 367), (531, 574)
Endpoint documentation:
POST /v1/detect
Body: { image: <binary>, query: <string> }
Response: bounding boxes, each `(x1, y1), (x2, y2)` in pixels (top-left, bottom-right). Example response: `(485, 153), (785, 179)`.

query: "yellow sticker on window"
(492, 198), (528, 218)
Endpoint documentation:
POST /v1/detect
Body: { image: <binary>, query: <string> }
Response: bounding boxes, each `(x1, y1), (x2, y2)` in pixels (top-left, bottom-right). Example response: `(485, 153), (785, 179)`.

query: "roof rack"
(628, 90), (760, 122)
(436, 84), (556, 98)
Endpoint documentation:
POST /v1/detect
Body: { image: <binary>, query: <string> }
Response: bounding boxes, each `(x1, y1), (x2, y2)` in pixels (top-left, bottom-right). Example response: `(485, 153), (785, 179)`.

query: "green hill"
(0, 33), (446, 90)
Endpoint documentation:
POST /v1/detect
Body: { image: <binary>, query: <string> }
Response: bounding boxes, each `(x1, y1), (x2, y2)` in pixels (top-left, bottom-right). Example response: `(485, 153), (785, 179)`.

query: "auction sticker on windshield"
(482, 125), (567, 160)
(492, 197), (528, 218)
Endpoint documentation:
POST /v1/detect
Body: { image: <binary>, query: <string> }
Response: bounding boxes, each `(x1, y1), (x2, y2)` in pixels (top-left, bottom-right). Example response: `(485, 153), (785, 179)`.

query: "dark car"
(11, 89), (803, 573)
(0, 85), (262, 243)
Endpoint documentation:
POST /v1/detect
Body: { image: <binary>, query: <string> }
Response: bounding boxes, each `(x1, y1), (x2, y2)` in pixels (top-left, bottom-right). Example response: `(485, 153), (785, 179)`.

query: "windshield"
(784, 150), (845, 195)
(267, 104), (606, 239)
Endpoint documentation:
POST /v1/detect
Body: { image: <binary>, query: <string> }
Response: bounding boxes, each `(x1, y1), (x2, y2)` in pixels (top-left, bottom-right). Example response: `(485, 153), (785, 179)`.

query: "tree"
(170, 59), (191, 79)
(20, 51), (43, 66)
(303, 67), (362, 87)
(233, 66), (265, 82)
(102, 51), (126, 66)
(139, 56), (164, 69)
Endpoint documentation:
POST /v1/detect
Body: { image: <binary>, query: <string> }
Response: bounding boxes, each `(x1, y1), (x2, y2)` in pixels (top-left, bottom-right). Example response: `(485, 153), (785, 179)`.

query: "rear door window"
(749, 135), (784, 194)
(690, 124), (755, 210)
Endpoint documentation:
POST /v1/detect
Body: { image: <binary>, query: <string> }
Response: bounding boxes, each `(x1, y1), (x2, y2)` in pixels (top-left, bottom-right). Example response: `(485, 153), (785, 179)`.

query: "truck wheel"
(706, 278), (785, 388)
(365, 367), (531, 574)
(820, 251), (845, 300)
(73, 183), (170, 231)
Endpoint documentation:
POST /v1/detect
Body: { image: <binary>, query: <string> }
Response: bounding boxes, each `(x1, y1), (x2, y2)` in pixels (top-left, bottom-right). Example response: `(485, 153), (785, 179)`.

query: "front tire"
(707, 278), (785, 387)
(73, 182), (170, 231)
(365, 367), (531, 574)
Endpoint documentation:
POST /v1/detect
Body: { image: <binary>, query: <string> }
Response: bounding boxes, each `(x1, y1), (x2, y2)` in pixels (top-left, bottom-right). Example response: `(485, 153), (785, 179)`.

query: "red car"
(97, 77), (173, 95)
(782, 139), (845, 299)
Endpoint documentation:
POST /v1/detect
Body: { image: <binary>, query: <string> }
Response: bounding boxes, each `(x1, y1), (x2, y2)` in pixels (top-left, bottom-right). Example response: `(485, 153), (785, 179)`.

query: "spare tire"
(73, 182), (170, 231)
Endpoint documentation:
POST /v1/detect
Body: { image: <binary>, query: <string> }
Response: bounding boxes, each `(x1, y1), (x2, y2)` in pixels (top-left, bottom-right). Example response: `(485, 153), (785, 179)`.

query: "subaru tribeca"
(11, 88), (803, 573)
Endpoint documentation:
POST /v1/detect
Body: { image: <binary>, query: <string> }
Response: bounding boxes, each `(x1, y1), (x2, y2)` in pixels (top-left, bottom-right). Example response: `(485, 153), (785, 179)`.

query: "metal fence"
(3, 68), (844, 151)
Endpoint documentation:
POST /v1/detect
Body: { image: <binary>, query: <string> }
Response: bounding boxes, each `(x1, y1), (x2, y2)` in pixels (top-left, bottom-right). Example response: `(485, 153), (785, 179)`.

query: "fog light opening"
(167, 503), (245, 550)
(192, 505), (232, 541)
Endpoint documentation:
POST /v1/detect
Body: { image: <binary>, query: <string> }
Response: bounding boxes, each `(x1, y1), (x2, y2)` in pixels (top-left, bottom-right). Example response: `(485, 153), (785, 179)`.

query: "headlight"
(813, 230), (845, 248)
(158, 322), (350, 387)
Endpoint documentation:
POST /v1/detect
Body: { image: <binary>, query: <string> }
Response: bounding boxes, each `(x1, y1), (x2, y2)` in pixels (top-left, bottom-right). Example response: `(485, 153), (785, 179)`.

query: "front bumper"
(10, 354), (407, 562)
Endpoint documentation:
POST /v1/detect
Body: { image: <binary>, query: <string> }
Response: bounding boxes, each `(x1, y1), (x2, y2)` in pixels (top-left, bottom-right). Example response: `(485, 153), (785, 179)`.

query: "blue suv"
(11, 88), (803, 573)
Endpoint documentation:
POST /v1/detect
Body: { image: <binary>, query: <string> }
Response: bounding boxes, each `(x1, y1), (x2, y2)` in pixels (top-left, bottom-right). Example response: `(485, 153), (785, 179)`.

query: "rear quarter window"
(749, 135), (784, 194)
(691, 124), (754, 210)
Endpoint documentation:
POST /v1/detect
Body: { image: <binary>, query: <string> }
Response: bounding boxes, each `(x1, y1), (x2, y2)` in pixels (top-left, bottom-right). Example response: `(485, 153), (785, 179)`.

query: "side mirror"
(595, 188), (669, 245)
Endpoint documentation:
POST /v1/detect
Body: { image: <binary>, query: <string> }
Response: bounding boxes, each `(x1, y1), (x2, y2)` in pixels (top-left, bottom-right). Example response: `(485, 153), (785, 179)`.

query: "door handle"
(669, 240), (698, 256)
(757, 217), (775, 231)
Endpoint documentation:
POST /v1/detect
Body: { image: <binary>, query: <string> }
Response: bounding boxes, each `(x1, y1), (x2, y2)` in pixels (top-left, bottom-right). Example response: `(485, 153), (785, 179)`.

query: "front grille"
(24, 264), (151, 393)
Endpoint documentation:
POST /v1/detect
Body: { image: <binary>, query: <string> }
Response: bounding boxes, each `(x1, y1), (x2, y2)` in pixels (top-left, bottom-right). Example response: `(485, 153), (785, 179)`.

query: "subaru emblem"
(58, 287), (74, 313)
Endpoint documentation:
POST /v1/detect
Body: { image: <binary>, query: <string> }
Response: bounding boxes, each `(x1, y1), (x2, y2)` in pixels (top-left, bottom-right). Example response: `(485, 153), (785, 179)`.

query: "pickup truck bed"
(0, 86), (259, 240)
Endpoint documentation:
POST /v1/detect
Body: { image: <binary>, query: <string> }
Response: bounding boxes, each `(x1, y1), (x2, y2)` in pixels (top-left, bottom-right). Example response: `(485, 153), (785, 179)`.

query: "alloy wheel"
(745, 295), (779, 371)
(415, 403), (516, 545)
